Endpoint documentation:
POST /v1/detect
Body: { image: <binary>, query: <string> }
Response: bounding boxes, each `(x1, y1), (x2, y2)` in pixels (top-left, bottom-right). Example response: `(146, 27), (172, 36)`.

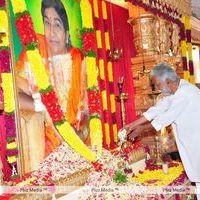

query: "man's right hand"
(124, 116), (149, 133)
(127, 125), (144, 141)
(124, 121), (138, 134)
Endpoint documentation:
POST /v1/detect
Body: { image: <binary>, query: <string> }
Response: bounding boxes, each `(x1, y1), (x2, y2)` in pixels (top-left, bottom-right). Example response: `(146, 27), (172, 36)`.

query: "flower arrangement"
(132, 162), (185, 187)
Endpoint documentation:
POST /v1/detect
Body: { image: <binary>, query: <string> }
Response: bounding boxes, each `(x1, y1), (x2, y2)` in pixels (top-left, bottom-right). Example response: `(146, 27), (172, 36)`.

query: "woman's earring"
(66, 35), (71, 47)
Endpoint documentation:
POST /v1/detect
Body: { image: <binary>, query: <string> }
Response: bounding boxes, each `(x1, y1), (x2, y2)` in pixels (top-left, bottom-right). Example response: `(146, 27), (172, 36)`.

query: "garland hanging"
(80, 0), (103, 156)
(0, 3), (18, 179)
(10, 0), (97, 162)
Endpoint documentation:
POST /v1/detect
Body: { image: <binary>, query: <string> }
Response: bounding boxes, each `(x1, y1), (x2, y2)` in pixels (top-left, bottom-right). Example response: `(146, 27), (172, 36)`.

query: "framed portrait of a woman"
(4, 0), (89, 177)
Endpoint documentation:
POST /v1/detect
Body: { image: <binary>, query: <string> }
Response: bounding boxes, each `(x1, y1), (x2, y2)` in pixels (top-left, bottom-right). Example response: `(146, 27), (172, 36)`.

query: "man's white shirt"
(143, 79), (200, 182)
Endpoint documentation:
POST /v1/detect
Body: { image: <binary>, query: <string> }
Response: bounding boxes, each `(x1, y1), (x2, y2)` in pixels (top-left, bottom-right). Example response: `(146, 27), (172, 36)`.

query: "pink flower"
(108, 168), (114, 177)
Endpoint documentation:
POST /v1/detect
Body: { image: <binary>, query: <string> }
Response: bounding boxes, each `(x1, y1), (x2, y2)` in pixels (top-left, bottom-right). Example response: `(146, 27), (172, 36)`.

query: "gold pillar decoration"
(128, 13), (159, 56)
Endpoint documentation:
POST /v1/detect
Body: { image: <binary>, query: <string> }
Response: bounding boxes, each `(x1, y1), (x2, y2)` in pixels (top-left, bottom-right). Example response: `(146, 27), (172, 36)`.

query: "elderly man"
(125, 62), (200, 197)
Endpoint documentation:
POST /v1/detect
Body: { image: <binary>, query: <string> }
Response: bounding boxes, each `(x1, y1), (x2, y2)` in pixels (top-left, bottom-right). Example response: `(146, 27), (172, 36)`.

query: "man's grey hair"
(150, 62), (179, 82)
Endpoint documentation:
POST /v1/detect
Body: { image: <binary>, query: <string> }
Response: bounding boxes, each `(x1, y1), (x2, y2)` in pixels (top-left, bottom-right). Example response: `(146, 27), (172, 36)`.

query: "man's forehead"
(151, 76), (163, 86)
(151, 76), (158, 82)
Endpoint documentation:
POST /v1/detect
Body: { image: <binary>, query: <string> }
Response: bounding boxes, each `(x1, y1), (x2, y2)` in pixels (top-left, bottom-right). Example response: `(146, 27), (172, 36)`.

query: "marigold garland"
(0, 49), (11, 72)
(11, 0), (27, 15)
(0, 10), (8, 30)
(88, 89), (102, 115)
(15, 13), (37, 46)
(184, 16), (195, 84)
(0, 3), (18, 179)
(82, 30), (97, 57)
(80, 0), (103, 156)
(80, 0), (93, 28)
(0, 9), (9, 47)
(26, 49), (50, 90)
(11, 0), (97, 162)
(7, 156), (17, 164)
(85, 56), (98, 88)
(1, 73), (15, 113)
(27, 51), (97, 162)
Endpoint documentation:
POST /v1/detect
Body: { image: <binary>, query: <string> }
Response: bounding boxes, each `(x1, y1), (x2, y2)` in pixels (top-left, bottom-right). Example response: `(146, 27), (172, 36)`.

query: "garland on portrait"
(80, 0), (103, 155)
(10, 0), (97, 162)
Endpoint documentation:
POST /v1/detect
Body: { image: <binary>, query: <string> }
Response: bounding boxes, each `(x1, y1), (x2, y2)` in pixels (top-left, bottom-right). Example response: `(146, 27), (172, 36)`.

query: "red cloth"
(106, 3), (137, 128)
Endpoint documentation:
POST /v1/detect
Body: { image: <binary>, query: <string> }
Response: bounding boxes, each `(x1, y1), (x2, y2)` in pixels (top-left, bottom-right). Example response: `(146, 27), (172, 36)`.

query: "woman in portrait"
(16, 0), (88, 173)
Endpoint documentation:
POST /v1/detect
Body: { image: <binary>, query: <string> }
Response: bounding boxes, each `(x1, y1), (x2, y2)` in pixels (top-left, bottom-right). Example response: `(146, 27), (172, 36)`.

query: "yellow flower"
(132, 162), (184, 186)
(190, 75), (195, 84)
(11, 0), (27, 14)
(86, 57), (98, 88)
(17, 177), (36, 186)
(184, 16), (191, 30)
(56, 122), (97, 161)
(93, 0), (99, 18)
(96, 30), (102, 48)
(105, 123), (110, 146)
(99, 59), (105, 80)
(110, 94), (116, 113)
(101, 90), (108, 110)
(1, 73), (15, 113)
(105, 32), (110, 50)
(113, 124), (118, 142)
(187, 43), (193, 61)
(7, 156), (17, 164)
(107, 62), (113, 82)
(26, 49), (50, 90)
(80, 0), (93, 28)
(102, 1), (107, 20)
(90, 118), (102, 133)
(0, 10), (9, 47)
(7, 141), (17, 150)
(0, 34), (9, 47)
(0, 10), (8, 31)
(183, 71), (190, 81)
(181, 41), (187, 57)
(90, 118), (103, 155)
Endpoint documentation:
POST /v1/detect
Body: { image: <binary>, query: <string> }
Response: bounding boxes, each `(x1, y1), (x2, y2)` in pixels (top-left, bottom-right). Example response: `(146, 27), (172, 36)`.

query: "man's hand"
(124, 116), (148, 133)
(127, 125), (144, 141)
(124, 121), (138, 133)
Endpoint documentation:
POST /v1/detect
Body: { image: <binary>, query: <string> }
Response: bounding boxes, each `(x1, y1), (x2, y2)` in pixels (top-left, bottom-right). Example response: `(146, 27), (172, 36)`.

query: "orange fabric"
(16, 34), (83, 155)
(66, 48), (83, 124)
(45, 126), (61, 156)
